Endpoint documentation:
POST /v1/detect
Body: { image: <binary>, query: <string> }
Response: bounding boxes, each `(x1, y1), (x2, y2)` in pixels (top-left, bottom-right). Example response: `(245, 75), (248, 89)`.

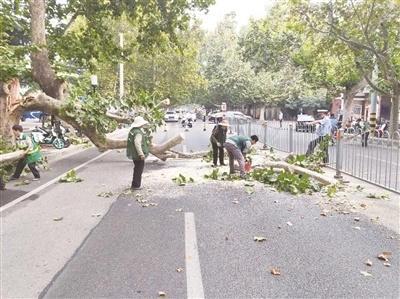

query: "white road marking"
(0, 150), (111, 213)
(185, 212), (205, 299)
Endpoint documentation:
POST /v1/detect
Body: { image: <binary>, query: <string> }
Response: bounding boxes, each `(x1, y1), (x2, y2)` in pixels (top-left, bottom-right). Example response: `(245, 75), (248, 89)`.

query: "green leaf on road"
(245, 186), (255, 195)
(360, 271), (373, 277)
(59, 170), (83, 183)
(172, 173), (194, 186)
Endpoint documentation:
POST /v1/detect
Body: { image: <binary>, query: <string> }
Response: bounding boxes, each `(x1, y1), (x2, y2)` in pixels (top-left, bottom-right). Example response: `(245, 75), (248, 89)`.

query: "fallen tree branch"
(261, 161), (337, 186)
(169, 150), (209, 159)
(0, 150), (25, 165)
(105, 112), (132, 124)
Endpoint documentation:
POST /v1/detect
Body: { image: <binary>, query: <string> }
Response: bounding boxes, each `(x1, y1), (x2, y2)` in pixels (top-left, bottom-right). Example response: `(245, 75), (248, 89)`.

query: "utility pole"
(119, 33), (124, 101)
(369, 63), (378, 130)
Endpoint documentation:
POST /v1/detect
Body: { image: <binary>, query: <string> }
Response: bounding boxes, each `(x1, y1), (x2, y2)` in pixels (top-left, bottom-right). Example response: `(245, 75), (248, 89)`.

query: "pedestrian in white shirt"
(306, 110), (331, 163)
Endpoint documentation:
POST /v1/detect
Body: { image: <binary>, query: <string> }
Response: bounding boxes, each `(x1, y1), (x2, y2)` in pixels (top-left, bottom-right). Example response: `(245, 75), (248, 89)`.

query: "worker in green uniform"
(10, 124), (42, 181)
(127, 116), (150, 190)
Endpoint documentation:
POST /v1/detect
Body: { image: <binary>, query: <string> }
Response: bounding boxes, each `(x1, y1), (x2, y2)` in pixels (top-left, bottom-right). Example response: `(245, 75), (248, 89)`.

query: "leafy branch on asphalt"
(204, 168), (241, 181)
(59, 169), (83, 183)
(251, 167), (321, 195)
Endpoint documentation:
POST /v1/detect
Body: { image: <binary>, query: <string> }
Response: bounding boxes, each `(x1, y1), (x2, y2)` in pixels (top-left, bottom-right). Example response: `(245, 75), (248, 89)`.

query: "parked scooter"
(31, 123), (70, 149)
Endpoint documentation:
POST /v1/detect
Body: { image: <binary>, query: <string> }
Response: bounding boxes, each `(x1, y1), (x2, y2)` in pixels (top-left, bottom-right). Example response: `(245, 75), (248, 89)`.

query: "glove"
(216, 142), (222, 147)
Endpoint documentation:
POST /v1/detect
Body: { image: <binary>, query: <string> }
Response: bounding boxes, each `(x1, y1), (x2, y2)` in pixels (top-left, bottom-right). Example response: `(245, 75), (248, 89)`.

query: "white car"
(209, 111), (251, 122)
(164, 111), (179, 122)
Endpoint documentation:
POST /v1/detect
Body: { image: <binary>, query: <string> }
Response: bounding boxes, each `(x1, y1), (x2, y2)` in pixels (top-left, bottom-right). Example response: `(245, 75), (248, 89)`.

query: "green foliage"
(286, 154), (323, 173)
(321, 183), (344, 199)
(252, 167), (321, 195)
(199, 13), (262, 107)
(0, 137), (16, 179)
(172, 173), (194, 186)
(204, 168), (241, 181)
(204, 168), (220, 180)
(61, 85), (118, 135)
(59, 169), (83, 183)
(202, 150), (213, 163)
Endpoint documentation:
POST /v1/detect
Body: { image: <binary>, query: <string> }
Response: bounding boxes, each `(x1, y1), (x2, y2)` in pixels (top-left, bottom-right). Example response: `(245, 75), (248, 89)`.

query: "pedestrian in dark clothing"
(360, 119), (370, 147)
(224, 134), (258, 178)
(210, 120), (229, 167)
(10, 124), (42, 181)
(127, 116), (150, 190)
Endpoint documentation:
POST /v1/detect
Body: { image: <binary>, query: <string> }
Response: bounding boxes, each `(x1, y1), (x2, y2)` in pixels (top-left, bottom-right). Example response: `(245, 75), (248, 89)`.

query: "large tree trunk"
(342, 79), (367, 126)
(29, 0), (66, 100)
(0, 80), (23, 143)
(259, 104), (266, 121)
(389, 93), (399, 137)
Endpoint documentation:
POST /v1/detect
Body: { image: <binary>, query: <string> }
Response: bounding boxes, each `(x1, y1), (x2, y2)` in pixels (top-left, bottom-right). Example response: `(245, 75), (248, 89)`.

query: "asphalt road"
(40, 157), (400, 298)
(0, 147), (99, 207)
(2, 122), (399, 298)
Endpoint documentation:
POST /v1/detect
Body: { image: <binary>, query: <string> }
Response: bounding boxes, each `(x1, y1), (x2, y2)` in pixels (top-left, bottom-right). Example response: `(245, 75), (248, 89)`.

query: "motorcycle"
(181, 118), (193, 129)
(31, 123), (71, 149)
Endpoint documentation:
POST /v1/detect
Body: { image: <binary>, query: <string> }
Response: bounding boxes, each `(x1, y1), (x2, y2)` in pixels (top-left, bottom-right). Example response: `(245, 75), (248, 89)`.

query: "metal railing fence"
(234, 119), (400, 193)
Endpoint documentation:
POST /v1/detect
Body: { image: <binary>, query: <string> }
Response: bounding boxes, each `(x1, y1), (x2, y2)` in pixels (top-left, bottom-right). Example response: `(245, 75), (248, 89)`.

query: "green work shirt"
(17, 133), (42, 164)
(227, 135), (251, 153)
(126, 128), (150, 160)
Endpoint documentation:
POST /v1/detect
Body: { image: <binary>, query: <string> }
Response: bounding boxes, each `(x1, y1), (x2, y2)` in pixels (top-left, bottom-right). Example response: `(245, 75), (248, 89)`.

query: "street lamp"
(90, 75), (98, 93)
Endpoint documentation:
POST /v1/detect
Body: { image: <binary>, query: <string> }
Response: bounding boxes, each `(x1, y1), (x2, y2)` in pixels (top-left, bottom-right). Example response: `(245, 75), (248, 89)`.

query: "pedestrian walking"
(224, 134), (258, 178)
(210, 119), (229, 167)
(306, 110), (331, 163)
(126, 116), (150, 190)
(10, 124), (42, 181)
(278, 111), (283, 128)
(360, 118), (370, 147)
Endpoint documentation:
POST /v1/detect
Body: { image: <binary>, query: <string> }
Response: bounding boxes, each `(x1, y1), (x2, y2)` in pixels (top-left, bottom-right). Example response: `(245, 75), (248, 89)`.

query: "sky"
(197, 0), (278, 31)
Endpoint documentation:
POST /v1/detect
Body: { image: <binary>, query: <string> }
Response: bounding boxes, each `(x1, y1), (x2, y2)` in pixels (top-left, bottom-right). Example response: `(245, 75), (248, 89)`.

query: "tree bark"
(20, 91), (184, 158)
(262, 161), (337, 186)
(342, 79), (367, 126)
(389, 93), (399, 137)
(29, 0), (65, 99)
(0, 80), (23, 143)
(259, 105), (266, 121)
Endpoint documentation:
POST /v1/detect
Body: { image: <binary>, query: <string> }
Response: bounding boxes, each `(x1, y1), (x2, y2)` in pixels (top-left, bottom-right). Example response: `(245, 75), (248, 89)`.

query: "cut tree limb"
(0, 150), (25, 165)
(262, 161), (337, 185)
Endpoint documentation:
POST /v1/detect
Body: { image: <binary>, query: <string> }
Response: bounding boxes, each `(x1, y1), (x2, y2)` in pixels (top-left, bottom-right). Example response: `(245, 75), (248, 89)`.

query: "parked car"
(21, 111), (45, 122)
(164, 111), (179, 122)
(295, 114), (315, 132)
(208, 111), (251, 123)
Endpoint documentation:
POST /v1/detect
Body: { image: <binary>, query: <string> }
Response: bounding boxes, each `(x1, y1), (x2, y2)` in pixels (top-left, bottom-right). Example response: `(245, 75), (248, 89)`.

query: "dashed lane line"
(185, 212), (205, 299)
